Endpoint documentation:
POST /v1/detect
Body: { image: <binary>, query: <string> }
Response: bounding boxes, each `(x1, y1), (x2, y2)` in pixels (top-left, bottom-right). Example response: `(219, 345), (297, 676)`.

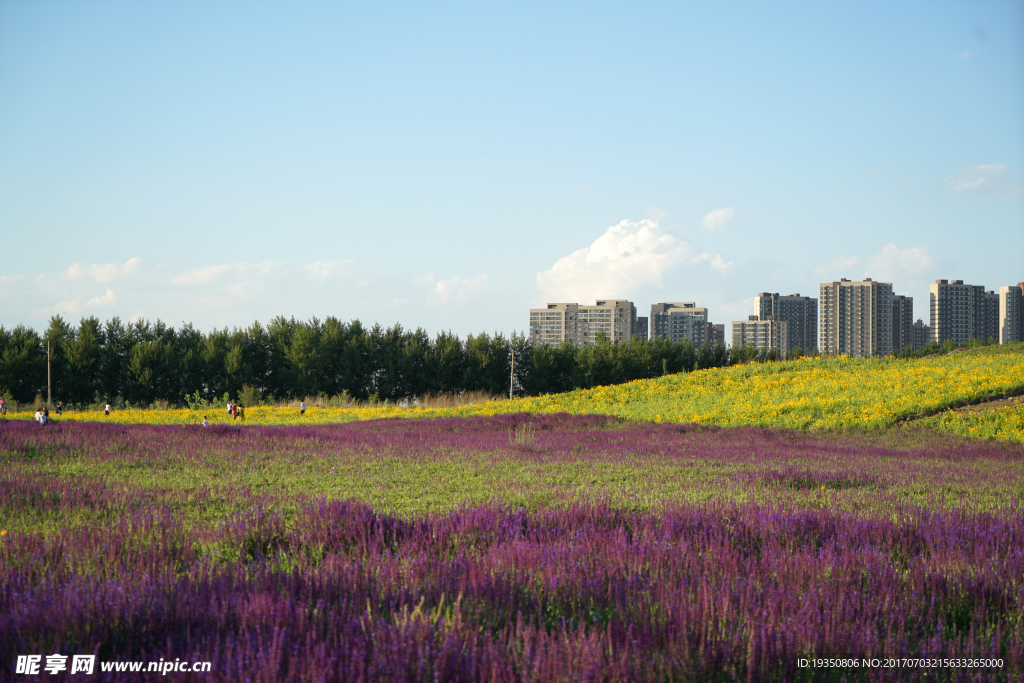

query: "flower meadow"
(14, 347), (1024, 442)
(3, 415), (1024, 681)
(924, 403), (1024, 444)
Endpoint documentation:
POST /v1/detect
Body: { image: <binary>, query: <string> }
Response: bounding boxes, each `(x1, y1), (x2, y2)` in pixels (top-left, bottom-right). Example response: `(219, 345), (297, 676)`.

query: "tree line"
(0, 315), (788, 408)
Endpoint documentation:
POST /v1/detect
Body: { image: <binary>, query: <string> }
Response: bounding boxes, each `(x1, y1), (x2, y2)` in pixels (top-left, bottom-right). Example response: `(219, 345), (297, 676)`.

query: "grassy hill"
(11, 343), (1024, 441)
(445, 343), (1024, 439)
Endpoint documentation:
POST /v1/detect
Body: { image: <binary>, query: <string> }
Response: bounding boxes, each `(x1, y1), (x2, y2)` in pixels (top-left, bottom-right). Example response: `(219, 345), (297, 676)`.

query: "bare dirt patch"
(950, 393), (1024, 414)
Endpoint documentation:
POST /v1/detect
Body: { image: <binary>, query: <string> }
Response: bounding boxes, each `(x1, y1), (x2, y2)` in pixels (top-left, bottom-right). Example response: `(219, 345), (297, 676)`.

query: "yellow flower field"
(9, 347), (1024, 440)
(924, 403), (1024, 443)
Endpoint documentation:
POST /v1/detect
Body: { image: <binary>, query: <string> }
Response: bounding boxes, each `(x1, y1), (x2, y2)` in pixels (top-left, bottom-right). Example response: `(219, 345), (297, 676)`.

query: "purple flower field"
(2, 415), (1023, 681)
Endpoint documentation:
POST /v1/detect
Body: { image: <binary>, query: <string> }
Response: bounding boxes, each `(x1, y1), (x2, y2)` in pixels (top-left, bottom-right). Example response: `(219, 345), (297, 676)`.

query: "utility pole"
(47, 340), (52, 408)
(509, 344), (514, 400)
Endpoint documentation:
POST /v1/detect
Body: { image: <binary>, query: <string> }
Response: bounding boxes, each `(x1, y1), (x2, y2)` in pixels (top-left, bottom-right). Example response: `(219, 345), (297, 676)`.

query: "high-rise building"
(819, 278), (894, 357)
(929, 280), (1000, 346)
(756, 292), (818, 354)
(732, 316), (789, 358)
(633, 316), (649, 341)
(529, 300), (636, 347)
(529, 303), (578, 347)
(912, 319), (931, 351)
(892, 294), (915, 353)
(982, 290), (1000, 343)
(707, 323), (726, 346)
(650, 302), (710, 347)
(999, 284), (1024, 344)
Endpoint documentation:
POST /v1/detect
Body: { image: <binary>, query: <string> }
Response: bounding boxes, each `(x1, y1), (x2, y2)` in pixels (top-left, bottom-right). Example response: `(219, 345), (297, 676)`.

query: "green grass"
(3, 418), (1023, 538)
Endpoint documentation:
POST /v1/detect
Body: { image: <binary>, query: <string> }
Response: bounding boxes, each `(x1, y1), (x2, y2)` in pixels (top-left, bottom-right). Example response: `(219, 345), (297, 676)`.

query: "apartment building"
(928, 280), (1000, 345)
(707, 323), (726, 346)
(982, 290), (1000, 343)
(999, 284), (1024, 344)
(756, 292), (818, 354)
(528, 303), (579, 347)
(892, 294), (915, 352)
(732, 316), (789, 358)
(819, 278), (894, 357)
(912, 319), (931, 351)
(529, 300), (636, 347)
(650, 302), (710, 347)
(633, 316), (649, 341)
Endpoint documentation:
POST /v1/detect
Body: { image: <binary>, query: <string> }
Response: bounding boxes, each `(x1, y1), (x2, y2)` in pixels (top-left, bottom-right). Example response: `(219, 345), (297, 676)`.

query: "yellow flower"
(31, 347), (1024, 443)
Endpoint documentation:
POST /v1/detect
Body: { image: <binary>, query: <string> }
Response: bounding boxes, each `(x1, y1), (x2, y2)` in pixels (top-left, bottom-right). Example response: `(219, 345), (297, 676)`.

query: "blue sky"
(2, 0), (1022, 338)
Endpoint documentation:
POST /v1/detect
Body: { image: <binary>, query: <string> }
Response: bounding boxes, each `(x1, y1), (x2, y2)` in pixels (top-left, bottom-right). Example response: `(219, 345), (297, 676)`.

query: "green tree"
(43, 315), (74, 405)
(125, 339), (174, 405)
(0, 325), (45, 403)
(65, 317), (104, 405)
(100, 317), (131, 402)
(432, 331), (467, 395)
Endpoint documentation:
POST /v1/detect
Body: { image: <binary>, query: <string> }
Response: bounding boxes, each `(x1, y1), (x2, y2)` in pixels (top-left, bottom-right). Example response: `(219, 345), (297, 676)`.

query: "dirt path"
(895, 387), (1024, 424)
(949, 393), (1024, 414)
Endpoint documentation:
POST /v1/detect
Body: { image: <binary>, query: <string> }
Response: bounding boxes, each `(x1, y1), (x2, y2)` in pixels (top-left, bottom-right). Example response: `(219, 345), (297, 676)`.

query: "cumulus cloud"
(87, 289), (116, 307)
(298, 260), (356, 280)
(864, 244), (934, 280)
(945, 164), (1022, 197)
(645, 205), (674, 222)
(36, 298), (82, 318)
(65, 257), (142, 283)
(718, 296), (758, 319)
(815, 244), (935, 286)
(813, 255), (861, 278)
(701, 207), (737, 231)
(535, 218), (732, 303)
(170, 259), (493, 313)
(2, 258), (517, 336)
(170, 260), (364, 310)
(171, 263), (249, 286)
(430, 274), (489, 303)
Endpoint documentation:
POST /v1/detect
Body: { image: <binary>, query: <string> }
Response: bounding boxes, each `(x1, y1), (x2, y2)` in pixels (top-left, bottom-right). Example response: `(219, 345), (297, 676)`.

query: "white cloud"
(431, 274), (489, 303)
(701, 207), (737, 231)
(535, 218), (732, 303)
(960, 50), (975, 60)
(36, 298), (82, 318)
(169, 259), (493, 316)
(65, 257), (142, 283)
(864, 244), (934, 280)
(2, 257), (522, 337)
(945, 164), (1022, 197)
(297, 260), (358, 279)
(815, 244), (935, 286)
(170, 260), (366, 309)
(719, 296), (758, 319)
(87, 289), (116, 307)
(645, 205), (674, 222)
(814, 255), (861, 277)
(171, 263), (244, 286)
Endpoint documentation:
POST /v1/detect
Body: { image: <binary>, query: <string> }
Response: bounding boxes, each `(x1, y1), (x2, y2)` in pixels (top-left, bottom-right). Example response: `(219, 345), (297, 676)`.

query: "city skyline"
(2, 2), (1022, 337)
(531, 273), (1022, 356)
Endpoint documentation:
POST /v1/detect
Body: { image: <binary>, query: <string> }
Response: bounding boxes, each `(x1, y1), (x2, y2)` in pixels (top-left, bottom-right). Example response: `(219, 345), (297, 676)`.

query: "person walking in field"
(202, 415), (209, 426)
(0, 397), (7, 417)
(56, 401), (63, 416)
(300, 400), (306, 416)
(104, 403), (111, 416)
